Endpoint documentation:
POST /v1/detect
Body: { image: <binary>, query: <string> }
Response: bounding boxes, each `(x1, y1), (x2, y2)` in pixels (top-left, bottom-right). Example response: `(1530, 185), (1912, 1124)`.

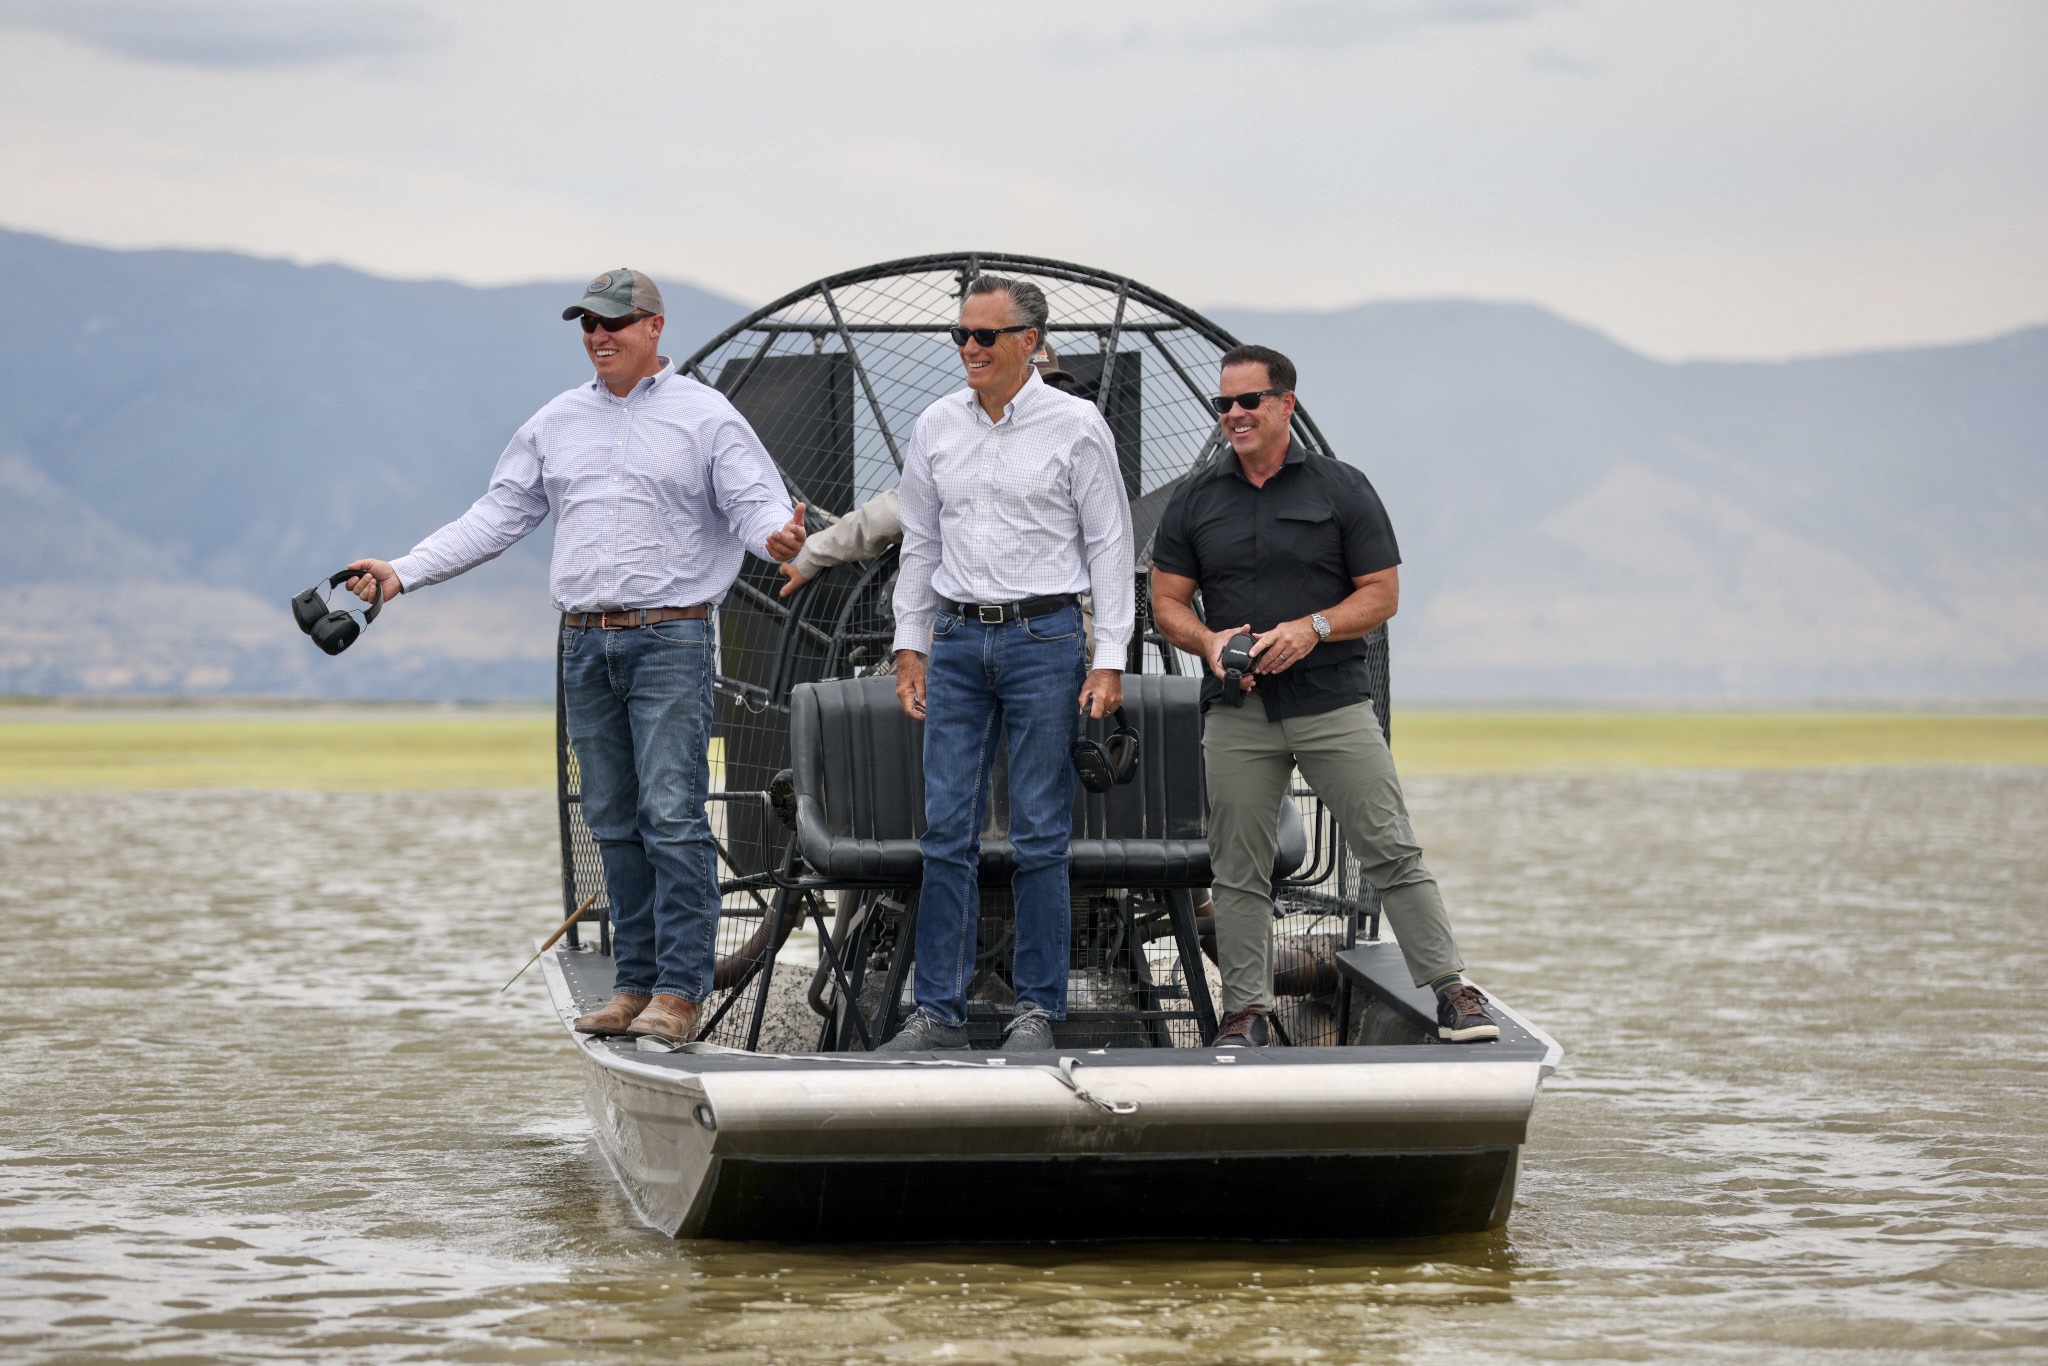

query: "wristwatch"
(1310, 613), (1332, 642)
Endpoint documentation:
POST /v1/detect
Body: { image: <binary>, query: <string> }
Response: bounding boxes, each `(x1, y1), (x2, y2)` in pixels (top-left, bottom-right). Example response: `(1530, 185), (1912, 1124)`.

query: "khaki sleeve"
(793, 488), (902, 578)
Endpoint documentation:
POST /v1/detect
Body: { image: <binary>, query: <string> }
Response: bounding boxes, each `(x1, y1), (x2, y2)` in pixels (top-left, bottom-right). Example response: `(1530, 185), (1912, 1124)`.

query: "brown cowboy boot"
(626, 993), (702, 1042)
(573, 993), (650, 1036)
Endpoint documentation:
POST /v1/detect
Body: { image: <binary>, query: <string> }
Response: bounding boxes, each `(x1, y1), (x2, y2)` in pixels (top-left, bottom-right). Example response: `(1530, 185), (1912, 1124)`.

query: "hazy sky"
(1, 0), (2041, 359)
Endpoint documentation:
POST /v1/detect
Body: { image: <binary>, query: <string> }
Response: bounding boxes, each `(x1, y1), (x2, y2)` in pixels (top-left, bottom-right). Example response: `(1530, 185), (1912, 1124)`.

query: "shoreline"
(1, 708), (2043, 789)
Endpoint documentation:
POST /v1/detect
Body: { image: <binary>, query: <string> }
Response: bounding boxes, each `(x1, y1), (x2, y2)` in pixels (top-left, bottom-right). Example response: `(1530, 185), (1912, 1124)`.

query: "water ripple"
(2, 772), (2045, 1362)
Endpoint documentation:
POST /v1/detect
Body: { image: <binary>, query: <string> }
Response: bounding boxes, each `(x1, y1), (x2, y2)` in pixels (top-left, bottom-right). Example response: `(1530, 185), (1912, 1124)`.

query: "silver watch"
(1310, 613), (1332, 642)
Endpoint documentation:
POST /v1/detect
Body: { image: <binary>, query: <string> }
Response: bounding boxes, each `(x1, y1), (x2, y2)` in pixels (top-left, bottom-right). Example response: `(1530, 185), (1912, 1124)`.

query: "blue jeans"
(914, 601), (1087, 1027)
(560, 618), (720, 1003)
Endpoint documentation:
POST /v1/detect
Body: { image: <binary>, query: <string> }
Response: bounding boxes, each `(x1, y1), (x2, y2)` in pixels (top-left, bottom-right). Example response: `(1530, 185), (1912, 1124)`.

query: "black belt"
(945, 593), (1078, 625)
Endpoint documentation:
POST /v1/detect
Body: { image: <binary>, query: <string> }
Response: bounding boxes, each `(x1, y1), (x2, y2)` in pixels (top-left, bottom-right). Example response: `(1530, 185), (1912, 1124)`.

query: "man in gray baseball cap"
(344, 267), (807, 1045)
(563, 268), (665, 322)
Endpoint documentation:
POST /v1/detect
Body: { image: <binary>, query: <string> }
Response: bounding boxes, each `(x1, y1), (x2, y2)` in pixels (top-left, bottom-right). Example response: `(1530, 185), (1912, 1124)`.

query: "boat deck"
(549, 941), (1556, 1070)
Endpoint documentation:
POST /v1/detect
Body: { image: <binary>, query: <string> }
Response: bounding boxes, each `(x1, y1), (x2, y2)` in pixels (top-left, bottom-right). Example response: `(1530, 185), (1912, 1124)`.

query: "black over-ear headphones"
(1072, 706), (1140, 793)
(1217, 631), (1257, 707)
(292, 569), (384, 656)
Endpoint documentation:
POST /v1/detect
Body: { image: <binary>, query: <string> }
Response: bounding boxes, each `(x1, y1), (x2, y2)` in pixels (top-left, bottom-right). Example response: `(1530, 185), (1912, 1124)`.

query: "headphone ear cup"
(1107, 730), (1141, 785)
(311, 611), (360, 656)
(291, 587), (327, 634)
(1071, 736), (1112, 794)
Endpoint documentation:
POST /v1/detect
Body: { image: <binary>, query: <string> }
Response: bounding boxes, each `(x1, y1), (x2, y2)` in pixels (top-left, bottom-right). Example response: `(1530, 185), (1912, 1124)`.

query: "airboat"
(535, 252), (1560, 1242)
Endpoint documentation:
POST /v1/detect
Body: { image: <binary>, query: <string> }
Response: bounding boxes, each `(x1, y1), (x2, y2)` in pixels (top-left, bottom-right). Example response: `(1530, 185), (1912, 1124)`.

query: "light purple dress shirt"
(389, 360), (793, 612)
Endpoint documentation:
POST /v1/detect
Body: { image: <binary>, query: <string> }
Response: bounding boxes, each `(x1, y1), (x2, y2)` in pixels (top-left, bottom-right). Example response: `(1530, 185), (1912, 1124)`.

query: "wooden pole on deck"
(499, 892), (600, 993)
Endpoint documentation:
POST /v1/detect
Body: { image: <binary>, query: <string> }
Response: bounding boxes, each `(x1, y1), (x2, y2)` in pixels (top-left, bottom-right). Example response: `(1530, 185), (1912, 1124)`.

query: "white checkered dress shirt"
(389, 361), (793, 613)
(893, 371), (1135, 671)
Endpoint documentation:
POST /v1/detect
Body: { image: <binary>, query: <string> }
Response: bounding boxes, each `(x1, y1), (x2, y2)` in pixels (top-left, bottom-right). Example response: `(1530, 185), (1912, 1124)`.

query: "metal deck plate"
(553, 943), (1551, 1068)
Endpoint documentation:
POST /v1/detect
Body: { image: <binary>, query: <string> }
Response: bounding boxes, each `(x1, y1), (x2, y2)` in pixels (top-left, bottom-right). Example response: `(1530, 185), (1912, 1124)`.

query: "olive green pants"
(1202, 698), (1463, 1012)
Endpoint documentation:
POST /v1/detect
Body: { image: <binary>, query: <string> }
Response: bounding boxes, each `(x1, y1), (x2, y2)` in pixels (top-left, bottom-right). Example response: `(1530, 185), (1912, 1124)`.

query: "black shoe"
(1001, 1006), (1055, 1052)
(874, 1007), (969, 1052)
(1213, 1007), (1272, 1047)
(1436, 984), (1500, 1043)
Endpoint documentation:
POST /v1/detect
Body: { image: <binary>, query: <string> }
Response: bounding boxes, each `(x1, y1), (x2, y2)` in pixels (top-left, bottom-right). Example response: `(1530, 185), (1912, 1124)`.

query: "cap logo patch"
(587, 272), (614, 294)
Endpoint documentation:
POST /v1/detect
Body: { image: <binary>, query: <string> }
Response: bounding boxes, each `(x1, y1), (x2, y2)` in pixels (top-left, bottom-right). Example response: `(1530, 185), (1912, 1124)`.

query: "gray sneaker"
(1001, 1006), (1056, 1052)
(875, 1007), (968, 1052)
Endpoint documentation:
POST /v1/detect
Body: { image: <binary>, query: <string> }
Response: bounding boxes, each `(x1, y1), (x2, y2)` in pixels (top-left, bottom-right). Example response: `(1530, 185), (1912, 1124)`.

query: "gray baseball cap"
(563, 268), (664, 321)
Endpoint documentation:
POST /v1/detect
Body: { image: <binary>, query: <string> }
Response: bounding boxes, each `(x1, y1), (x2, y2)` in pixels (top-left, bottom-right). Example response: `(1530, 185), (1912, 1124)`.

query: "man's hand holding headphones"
(344, 558), (404, 604)
(1078, 667), (1123, 720)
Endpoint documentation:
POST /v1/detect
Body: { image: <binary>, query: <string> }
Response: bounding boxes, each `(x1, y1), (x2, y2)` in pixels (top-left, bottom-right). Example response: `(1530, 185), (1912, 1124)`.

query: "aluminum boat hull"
(542, 943), (1560, 1242)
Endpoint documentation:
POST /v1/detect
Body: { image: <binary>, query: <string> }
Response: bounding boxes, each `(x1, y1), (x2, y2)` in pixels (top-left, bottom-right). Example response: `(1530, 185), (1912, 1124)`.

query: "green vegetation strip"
(0, 713), (557, 790)
(1394, 712), (2048, 775)
(0, 710), (2042, 790)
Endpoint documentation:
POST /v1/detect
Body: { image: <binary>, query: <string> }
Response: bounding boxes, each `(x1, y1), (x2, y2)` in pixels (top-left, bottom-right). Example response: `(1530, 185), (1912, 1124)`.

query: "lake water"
(3, 768), (2044, 1362)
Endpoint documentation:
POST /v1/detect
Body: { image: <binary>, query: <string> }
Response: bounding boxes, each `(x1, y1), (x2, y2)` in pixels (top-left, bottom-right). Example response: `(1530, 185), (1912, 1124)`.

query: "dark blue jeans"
(560, 618), (720, 1003)
(914, 601), (1087, 1027)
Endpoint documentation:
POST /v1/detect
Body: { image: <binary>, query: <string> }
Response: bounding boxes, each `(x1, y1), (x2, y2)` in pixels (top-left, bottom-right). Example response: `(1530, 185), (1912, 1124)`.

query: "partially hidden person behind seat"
(1148, 344), (1500, 1047)
(342, 268), (807, 1044)
(883, 280), (1135, 1052)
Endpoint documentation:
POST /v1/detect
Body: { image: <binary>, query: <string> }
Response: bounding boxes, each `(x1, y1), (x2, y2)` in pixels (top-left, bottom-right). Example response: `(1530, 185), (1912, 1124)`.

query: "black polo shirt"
(1150, 440), (1400, 720)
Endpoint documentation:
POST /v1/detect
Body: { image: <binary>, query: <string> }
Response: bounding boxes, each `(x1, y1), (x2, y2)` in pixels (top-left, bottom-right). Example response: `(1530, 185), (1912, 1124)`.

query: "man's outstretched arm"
(347, 429), (549, 603)
(780, 488), (901, 597)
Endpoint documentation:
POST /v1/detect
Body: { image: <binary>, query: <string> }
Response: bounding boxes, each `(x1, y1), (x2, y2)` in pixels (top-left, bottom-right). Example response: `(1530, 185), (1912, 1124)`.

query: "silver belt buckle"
(977, 603), (1005, 625)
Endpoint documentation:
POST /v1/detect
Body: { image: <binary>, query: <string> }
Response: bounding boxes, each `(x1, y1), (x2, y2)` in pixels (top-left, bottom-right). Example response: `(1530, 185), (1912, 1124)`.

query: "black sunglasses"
(949, 323), (1034, 347)
(580, 312), (652, 334)
(1209, 387), (1291, 414)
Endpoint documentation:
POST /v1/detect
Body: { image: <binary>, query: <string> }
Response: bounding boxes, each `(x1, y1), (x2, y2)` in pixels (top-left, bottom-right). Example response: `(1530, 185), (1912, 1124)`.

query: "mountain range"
(2, 227), (2042, 702)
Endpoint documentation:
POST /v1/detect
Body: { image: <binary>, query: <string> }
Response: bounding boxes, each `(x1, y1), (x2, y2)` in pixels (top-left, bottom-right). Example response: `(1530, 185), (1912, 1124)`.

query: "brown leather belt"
(563, 605), (710, 629)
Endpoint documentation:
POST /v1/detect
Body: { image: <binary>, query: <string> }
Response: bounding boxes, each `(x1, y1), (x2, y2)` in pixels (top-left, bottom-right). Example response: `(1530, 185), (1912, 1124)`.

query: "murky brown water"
(3, 769), (2044, 1363)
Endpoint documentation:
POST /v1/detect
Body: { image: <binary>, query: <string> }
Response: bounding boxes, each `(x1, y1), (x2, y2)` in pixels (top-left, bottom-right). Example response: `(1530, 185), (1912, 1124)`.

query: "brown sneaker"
(626, 993), (702, 1043)
(1436, 984), (1500, 1043)
(573, 993), (650, 1036)
(1213, 1007), (1272, 1048)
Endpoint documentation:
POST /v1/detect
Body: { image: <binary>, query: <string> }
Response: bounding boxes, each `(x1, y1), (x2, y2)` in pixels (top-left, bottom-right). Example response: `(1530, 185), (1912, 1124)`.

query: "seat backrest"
(788, 676), (926, 842)
(790, 673), (1211, 849)
(1072, 674), (1207, 841)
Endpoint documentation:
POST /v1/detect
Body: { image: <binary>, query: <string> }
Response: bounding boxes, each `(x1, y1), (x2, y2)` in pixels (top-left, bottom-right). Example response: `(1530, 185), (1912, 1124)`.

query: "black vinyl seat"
(1067, 674), (1212, 885)
(786, 674), (1238, 1048)
(787, 676), (927, 883)
(788, 674), (1216, 888)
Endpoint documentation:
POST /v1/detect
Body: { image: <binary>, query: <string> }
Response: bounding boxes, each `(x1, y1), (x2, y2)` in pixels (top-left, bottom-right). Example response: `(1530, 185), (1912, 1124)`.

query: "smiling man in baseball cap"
(343, 267), (807, 1045)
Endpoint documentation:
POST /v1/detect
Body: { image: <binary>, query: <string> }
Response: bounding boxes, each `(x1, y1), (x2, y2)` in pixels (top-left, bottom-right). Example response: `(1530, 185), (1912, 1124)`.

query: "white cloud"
(1200, 0), (1558, 48)
(0, 0), (432, 68)
(0, 0), (2040, 358)
(1086, 0), (1559, 56)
